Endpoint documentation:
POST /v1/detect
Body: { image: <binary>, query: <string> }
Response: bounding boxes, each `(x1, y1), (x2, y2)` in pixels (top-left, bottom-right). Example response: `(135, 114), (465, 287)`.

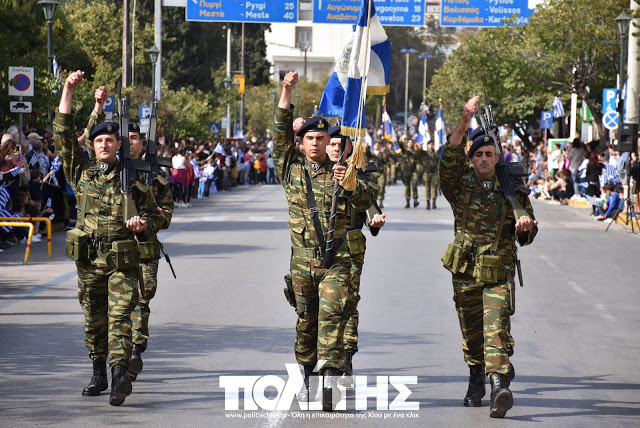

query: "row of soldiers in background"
(276, 72), (386, 412)
(55, 70), (174, 406)
(365, 139), (440, 210)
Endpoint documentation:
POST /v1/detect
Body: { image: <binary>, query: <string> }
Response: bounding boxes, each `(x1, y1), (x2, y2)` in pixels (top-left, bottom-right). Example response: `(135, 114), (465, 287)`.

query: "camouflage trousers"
(402, 170), (416, 200)
(388, 164), (397, 183)
(424, 173), (439, 201)
(77, 261), (139, 368)
(452, 273), (514, 376)
(344, 249), (365, 354)
(370, 172), (386, 201)
(131, 259), (159, 350)
(291, 252), (359, 373)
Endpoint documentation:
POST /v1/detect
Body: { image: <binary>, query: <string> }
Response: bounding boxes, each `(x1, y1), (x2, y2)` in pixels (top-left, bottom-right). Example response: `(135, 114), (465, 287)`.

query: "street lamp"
(300, 41), (311, 78)
(295, 92), (301, 117)
(616, 10), (632, 122)
(233, 79), (240, 136)
(148, 44), (160, 100)
(223, 75), (232, 138)
(38, 0), (59, 126)
(418, 54), (432, 105)
(400, 48), (416, 136)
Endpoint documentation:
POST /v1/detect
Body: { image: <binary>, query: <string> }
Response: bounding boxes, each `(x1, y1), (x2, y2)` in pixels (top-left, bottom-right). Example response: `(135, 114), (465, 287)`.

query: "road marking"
(0, 187), (280, 310)
(568, 280), (586, 294)
(595, 303), (615, 322)
(538, 254), (558, 271)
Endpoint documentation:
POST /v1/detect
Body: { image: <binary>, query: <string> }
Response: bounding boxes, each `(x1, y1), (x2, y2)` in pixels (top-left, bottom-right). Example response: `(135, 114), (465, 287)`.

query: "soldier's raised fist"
(283, 71), (298, 89)
(95, 86), (109, 104)
(65, 70), (85, 90)
(463, 96), (479, 122)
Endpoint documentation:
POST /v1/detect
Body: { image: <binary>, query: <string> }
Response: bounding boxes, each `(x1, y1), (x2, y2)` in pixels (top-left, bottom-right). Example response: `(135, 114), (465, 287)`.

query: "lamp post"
(223, 75), (232, 139)
(233, 79), (240, 136)
(271, 88), (277, 135)
(616, 10), (632, 123)
(295, 92), (300, 118)
(400, 48), (416, 136)
(38, 0), (59, 127)
(300, 41), (311, 78)
(418, 54), (432, 105)
(148, 44), (160, 100)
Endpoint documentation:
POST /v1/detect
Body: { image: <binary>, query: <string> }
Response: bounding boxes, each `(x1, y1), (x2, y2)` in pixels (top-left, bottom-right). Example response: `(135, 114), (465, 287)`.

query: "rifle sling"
(303, 169), (326, 250)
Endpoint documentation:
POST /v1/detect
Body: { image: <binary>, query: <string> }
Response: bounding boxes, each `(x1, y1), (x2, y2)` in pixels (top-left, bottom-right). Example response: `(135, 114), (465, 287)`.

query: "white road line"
(539, 254), (559, 271)
(568, 280), (586, 294)
(595, 303), (616, 322)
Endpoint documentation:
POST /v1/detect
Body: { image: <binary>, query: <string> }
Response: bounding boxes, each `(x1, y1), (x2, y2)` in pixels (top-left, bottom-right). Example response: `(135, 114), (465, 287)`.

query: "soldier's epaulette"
(133, 181), (150, 193)
(154, 175), (169, 186)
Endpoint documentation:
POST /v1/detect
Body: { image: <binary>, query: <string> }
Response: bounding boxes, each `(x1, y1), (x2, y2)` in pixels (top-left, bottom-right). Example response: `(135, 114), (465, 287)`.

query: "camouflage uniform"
(385, 146), (397, 184)
(423, 148), (440, 202)
(412, 148), (426, 199)
(54, 112), (163, 368)
(365, 148), (386, 203)
(84, 110), (174, 351)
(399, 142), (416, 201)
(439, 140), (537, 376)
(273, 107), (372, 372)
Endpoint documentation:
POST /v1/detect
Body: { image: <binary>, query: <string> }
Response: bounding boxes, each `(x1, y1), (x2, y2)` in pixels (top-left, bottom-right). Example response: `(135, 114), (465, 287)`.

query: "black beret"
(468, 134), (496, 158)
(128, 122), (140, 133)
(296, 116), (330, 137)
(469, 126), (486, 142)
(89, 122), (119, 140)
(328, 125), (344, 139)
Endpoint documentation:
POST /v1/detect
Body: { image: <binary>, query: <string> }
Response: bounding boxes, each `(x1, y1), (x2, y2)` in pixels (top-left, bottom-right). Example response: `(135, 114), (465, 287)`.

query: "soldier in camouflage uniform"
(439, 96), (538, 418)
(385, 142), (398, 185)
(412, 143), (426, 205)
(399, 139), (418, 207)
(55, 71), (163, 406)
(423, 140), (440, 210)
(365, 142), (387, 208)
(274, 72), (372, 411)
(326, 127), (386, 385)
(83, 88), (174, 381)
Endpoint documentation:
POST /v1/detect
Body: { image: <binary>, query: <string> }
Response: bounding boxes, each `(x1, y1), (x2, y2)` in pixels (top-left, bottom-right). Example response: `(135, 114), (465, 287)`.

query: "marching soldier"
(326, 127), (386, 384)
(439, 96), (537, 418)
(273, 71), (372, 411)
(399, 139), (418, 207)
(385, 142), (398, 185)
(84, 87), (174, 381)
(55, 71), (163, 406)
(423, 140), (440, 210)
(365, 142), (387, 208)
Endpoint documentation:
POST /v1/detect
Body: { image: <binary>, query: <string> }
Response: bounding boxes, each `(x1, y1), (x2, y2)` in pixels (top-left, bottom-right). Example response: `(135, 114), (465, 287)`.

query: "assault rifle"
(145, 95), (172, 182)
(475, 90), (531, 221)
(116, 81), (150, 221)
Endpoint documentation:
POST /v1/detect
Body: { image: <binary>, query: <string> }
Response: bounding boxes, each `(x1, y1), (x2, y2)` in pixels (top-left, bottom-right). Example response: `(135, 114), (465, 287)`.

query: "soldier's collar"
(306, 157), (330, 174)
(475, 174), (497, 191)
(99, 160), (118, 176)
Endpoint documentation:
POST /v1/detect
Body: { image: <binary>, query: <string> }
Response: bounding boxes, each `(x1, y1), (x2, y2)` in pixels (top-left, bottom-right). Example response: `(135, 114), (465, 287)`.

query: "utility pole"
(226, 28), (232, 139)
(122, 0), (131, 87)
(627, 0), (640, 124)
(240, 23), (245, 135)
(154, 0), (162, 99)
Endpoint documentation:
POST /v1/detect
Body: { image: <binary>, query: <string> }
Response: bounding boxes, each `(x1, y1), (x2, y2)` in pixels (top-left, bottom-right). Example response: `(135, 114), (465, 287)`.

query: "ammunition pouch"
(295, 293), (319, 318)
(441, 243), (470, 274)
(472, 255), (506, 284)
(137, 238), (161, 262)
(110, 239), (139, 270)
(346, 229), (366, 256)
(283, 274), (296, 309)
(65, 228), (89, 261)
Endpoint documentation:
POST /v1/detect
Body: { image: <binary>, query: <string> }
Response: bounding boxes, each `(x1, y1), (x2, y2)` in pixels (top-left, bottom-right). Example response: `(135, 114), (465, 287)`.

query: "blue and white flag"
(0, 183), (10, 207)
(435, 107), (445, 153)
(318, 0), (391, 136)
(600, 162), (621, 187)
(50, 155), (62, 173)
(0, 205), (18, 233)
(469, 114), (478, 136)
(213, 143), (226, 155)
(552, 96), (565, 118)
(416, 110), (430, 145)
(381, 100), (398, 149)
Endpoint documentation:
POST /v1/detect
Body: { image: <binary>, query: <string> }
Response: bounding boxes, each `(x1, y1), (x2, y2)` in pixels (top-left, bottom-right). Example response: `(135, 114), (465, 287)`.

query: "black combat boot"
(405, 199), (410, 208)
(339, 352), (354, 387)
(463, 364), (486, 407)
(322, 368), (342, 412)
(298, 365), (320, 402)
(432, 199), (437, 209)
(426, 200), (431, 210)
(82, 361), (108, 396)
(109, 364), (133, 406)
(489, 373), (513, 418)
(127, 344), (144, 381)
(379, 200), (384, 209)
(413, 199), (419, 208)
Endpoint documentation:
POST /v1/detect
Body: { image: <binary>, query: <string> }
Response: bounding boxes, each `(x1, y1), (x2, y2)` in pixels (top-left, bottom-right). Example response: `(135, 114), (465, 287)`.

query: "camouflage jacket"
(439, 141), (537, 264)
(273, 107), (373, 255)
(85, 109), (173, 232)
(398, 142), (415, 173)
(54, 112), (163, 260)
(423, 149), (439, 174)
(365, 148), (385, 176)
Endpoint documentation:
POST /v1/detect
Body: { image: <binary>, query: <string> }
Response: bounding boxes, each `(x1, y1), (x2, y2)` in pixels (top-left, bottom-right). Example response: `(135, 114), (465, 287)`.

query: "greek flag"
(8, 166), (21, 177)
(52, 54), (61, 83)
(318, 0), (391, 136)
(29, 154), (39, 167)
(435, 107), (445, 153)
(469, 115), (478, 136)
(0, 183), (10, 207)
(0, 205), (18, 233)
(416, 110), (430, 145)
(381, 99), (398, 149)
(553, 96), (565, 118)
(600, 162), (621, 187)
(583, 194), (601, 207)
(45, 197), (52, 209)
(50, 155), (62, 173)
(213, 143), (226, 155)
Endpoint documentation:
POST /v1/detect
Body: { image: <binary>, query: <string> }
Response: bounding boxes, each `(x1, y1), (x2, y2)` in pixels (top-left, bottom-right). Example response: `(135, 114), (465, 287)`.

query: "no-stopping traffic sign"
(9, 66), (35, 97)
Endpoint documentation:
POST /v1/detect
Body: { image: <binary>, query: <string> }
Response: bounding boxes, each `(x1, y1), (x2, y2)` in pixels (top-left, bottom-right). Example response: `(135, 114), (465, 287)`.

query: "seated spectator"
(596, 183), (622, 222)
(549, 170), (573, 203)
(585, 151), (604, 214)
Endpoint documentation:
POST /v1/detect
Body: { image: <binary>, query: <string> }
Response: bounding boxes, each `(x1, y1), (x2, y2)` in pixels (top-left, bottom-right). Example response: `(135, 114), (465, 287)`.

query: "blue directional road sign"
(186, 0), (298, 23)
(210, 122), (221, 135)
(441, 0), (535, 27)
(314, 0), (424, 26)
(602, 88), (619, 130)
(541, 111), (553, 130)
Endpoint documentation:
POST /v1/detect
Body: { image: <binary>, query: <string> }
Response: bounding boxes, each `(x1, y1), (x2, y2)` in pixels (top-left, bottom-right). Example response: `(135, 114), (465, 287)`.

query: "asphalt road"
(1, 182), (639, 428)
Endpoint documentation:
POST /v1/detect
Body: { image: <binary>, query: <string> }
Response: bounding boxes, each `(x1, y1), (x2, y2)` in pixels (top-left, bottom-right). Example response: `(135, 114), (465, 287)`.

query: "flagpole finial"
(438, 98), (442, 109)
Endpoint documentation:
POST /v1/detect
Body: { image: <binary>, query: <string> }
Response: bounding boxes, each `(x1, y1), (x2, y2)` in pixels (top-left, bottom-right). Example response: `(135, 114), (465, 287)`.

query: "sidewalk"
(566, 196), (638, 228)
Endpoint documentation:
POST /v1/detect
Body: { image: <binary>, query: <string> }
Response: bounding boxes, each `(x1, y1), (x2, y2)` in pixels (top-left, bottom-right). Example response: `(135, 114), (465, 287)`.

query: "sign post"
(541, 110), (553, 142)
(186, 1), (298, 23)
(103, 95), (115, 121)
(9, 67), (35, 148)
